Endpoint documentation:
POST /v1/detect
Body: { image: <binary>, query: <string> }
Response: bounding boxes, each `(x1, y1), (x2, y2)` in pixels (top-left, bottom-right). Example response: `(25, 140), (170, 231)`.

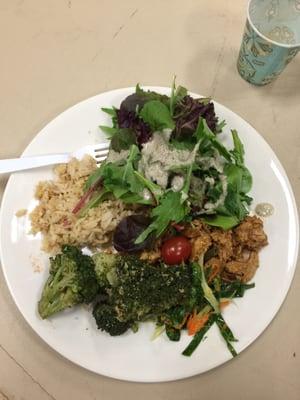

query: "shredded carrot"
(187, 310), (210, 336)
(220, 300), (231, 309)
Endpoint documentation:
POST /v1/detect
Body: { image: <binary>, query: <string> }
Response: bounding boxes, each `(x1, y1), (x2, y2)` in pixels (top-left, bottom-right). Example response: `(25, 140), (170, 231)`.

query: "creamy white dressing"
(138, 130), (196, 189)
(197, 151), (224, 173)
(142, 188), (152, 201)
(106, 149), (129, 163)
(205, 176), (215, 186)
(204, 174), (228, 211)
(108, 130), (229, 212)
(171, 175), (184, 192)
(255, 203), (274, 217)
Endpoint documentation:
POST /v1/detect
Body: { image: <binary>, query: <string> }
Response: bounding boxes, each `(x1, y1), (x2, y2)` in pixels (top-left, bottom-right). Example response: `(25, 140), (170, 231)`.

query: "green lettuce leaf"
(135, 191), (189, 243)
(139, 100), (175, 131)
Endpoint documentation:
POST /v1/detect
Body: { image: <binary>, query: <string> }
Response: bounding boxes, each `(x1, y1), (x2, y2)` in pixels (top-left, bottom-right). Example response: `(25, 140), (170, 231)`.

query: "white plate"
(0, 87), (298, 382)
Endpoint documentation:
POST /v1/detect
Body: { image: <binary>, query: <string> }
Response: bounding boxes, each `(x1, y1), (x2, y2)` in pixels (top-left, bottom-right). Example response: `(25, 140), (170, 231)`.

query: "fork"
(0, 143), (110, 174)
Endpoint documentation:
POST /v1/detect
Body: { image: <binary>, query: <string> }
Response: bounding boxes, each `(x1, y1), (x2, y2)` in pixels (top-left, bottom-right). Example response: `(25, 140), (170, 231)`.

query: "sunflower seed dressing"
(204, 174), (228, 212)
(106, 149), (129, 163)
(138, 130), (196, 189)
(255, 203), (274, 217)
(197, 150), (224, 173)
(171, 175), (184, 192)
(142, 188), (152, 201)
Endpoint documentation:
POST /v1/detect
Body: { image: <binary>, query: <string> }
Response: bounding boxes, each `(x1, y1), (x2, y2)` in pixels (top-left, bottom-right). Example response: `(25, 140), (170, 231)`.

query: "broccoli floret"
(38, 246), (99, 319)
(92, 303), (131, 336)
(92, 253), (120, 287)
(111, 256), (192, 322)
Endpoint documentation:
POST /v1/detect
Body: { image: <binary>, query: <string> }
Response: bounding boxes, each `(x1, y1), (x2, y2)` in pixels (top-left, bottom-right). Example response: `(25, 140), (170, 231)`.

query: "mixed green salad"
(75, 81), (253, 241)
(38, 81), (261, 358)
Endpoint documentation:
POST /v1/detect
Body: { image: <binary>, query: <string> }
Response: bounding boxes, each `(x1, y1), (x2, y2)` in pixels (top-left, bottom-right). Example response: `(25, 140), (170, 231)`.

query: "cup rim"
(247, 0), (300, 49)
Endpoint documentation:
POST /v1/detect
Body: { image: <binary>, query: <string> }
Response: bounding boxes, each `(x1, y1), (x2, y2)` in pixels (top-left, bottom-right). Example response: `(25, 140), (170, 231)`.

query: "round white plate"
(0, 87), (298, 382)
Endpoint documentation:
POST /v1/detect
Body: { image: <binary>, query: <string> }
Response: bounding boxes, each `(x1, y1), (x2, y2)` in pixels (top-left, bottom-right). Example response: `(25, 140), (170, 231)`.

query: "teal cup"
(237, 0), (300, 85)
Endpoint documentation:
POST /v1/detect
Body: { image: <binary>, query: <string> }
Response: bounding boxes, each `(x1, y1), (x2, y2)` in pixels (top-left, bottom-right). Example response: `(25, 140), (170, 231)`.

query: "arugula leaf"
(229, 130), (252, 194)
(195, 118), (232, 162)
(222, 163), (251, 220)
(139, 100), (175, 131)
(169, 77), (188, 116)
(99, 125), (118, 137)
(134, 170), (163, 202)
(101, 163), (128, 196)
(216, 119), (226, 133)
(78, 188), (111, 216)
(170, 139), (195, 151)
(202, 215), (240, 230)
(230, 129), (244, 164)
(174, 86), (188, 104)
(120, 192), (149, 204)
(99, 107), (119, 137)
(110, 129), (137, 152)
(224, 164), (242, 187)
(240, 166), (252, 194)
(86, 145), (151, 206)
(100, 163), (146, 203)
(223, 186), (248, 221)
(101, 107), (117, 118)
(169, 77), (176, 117)
(135, 191), (189, 243)
(214, 163), (250, 222)
(84, 160), (107, 191)
(135, 84), (170, 107)
(102, 145), (144, 202)
(240, 193), (253, 205)
(181, 162), (195, 202)
(121, 145), (143, 194)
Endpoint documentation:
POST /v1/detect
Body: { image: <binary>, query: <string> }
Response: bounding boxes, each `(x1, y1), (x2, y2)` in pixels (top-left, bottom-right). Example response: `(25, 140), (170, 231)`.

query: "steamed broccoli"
(92, 303), (131, 336)
(92, 253), (120, 287)
(110, 256), (192, 323)
(91, 254), (192, 334)
(38, 245), (99, 319)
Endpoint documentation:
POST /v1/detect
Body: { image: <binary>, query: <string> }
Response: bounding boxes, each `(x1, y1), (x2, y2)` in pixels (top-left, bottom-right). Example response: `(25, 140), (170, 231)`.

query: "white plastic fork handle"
(0, 153), (70, 174)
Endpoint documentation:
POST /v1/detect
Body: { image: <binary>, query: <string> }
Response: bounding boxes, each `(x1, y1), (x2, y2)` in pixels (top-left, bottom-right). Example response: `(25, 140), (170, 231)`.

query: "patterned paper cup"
(237, 0), (300, 85)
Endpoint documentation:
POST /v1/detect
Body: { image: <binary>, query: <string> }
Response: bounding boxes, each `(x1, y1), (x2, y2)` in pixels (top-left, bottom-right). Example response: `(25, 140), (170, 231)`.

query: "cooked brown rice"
(30, 155), (135, 253)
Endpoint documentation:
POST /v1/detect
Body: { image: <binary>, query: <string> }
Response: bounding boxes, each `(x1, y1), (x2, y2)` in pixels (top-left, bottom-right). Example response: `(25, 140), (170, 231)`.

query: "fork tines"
(94, 146), (109, 164)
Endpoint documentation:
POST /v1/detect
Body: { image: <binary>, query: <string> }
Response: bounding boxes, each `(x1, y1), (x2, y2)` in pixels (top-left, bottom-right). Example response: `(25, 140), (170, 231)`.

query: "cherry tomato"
(161, 236), (192, 265)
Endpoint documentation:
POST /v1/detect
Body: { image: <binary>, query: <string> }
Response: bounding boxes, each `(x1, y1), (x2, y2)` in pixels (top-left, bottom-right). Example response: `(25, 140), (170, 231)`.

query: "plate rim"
(0, 86), (299, 382)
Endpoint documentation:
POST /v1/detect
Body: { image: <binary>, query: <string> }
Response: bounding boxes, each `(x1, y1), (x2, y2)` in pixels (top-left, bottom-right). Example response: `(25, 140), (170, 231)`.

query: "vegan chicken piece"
(204, 257), (223, 283)
(190, 232), (212, 261)
(183, 219), (210, 238)
(233, 216), (268, 251)
(182, 220), (234, 263)
(210, 229), (234, 262)
(222, 251), (259, 283)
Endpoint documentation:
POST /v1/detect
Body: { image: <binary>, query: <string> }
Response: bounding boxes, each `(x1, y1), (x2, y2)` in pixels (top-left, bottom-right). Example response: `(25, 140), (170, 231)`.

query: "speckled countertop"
(0, 1), (299, 399)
